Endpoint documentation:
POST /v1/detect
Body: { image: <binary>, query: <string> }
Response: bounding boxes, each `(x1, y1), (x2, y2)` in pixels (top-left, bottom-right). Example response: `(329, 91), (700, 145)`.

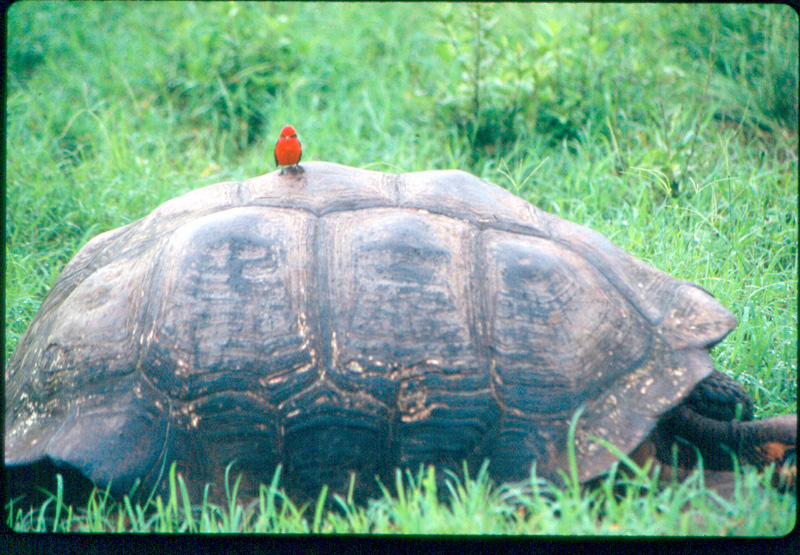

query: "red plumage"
(274, 125), (302, 170)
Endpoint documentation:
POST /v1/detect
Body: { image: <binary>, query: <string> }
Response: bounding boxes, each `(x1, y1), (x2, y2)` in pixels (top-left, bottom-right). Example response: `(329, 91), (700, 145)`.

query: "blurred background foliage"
(8, 3), (797, 174)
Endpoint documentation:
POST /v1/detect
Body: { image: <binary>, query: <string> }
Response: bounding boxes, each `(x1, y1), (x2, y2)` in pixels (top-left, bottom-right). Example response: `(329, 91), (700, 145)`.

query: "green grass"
(6, 455), (796, 535)
(5, 1), (797, 535)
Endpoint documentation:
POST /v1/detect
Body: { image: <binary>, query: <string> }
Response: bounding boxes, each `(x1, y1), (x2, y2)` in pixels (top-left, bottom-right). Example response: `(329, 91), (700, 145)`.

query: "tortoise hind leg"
(649, 367), (796, 495)
(651, 370), (752, 471)
(684, 369), (754, 422)
(649, 410), (796, 494)
(652, 370), (795, 474)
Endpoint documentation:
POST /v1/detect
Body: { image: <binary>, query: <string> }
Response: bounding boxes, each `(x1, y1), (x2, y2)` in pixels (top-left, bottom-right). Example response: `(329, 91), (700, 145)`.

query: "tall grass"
(6, 460), (796, 535)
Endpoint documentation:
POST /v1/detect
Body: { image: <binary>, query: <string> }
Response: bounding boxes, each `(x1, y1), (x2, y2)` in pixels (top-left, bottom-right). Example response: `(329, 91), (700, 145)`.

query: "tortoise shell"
(5, 162), (736, 503)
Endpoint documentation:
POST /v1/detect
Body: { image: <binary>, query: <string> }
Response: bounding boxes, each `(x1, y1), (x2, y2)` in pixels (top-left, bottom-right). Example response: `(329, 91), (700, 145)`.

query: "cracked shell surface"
(5, 162), (736, 502)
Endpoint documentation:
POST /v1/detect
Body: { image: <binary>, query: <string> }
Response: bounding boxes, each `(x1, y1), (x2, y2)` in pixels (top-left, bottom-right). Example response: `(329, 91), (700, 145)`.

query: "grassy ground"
(5, 460), (798, 535)
(5, 1), (798, 536)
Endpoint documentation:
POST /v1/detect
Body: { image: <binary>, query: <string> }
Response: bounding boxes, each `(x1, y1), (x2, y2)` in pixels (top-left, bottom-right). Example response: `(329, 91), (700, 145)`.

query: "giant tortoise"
(5, 162), (796, 506)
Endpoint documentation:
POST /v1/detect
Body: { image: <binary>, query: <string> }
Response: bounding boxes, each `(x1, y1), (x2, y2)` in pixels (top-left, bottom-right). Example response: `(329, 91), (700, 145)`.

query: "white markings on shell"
(175, 358), (189, 376)
(264, 374), (287, 386)
(347, 360), (363, 373)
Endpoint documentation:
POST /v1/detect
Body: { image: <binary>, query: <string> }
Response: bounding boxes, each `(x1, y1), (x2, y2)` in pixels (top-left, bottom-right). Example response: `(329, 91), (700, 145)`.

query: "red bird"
(274, 125), (302, 174)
